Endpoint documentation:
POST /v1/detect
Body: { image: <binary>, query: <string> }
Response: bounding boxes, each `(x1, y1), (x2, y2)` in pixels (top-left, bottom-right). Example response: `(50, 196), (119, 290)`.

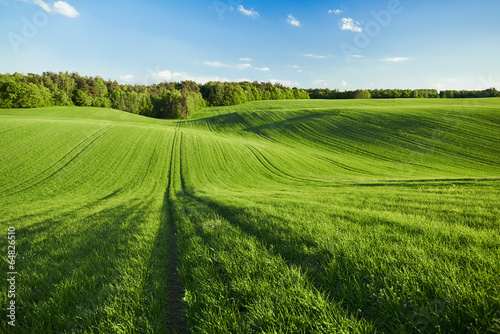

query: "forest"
(1, 72), (499, 120)
(307, 87), (500, 99)
(0, 72), (310, 119)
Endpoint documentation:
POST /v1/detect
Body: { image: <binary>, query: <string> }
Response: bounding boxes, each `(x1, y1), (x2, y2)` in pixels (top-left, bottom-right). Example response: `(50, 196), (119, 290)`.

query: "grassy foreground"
(1, 99), (499, 333)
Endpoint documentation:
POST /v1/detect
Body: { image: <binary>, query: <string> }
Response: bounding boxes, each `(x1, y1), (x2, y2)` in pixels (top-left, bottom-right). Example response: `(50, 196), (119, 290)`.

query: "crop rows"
(1, 100), (499, 333)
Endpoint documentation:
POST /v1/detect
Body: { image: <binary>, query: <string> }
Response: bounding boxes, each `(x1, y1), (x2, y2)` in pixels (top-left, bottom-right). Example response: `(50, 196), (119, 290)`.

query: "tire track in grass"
(244, 144), (316, 183)
(165, 130), (187, 333)
(353, 177), (500, 187)
(244, 144), (290, 181)
(0, 120), (48, 144)
(138, 131), (164, 189)
(0, 123), (84, 185)
(89, 127), (156, 194)
(409, 113), (499, 143)
(239, 120), (369, 176)
(292, 120), (442, 173)
(174, 133), (262, 324)
(175, 146), (370, 332)
(339, 115), (500, 168)
(177, 133), (262, 327)
(268, 136), (369, 176)
(3, 126), (113, 196)
(244, 143), (347, 184)
(247, 111), (386, 176)
(296, 121), (400, 164)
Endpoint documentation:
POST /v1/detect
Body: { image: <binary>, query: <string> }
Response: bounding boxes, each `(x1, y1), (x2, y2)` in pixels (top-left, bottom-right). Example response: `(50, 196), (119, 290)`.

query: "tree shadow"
(182, 191), (492, 333)
(12, 196), (166, 332)
(242, 112), (333, 135)
(176, 112), (249, 131)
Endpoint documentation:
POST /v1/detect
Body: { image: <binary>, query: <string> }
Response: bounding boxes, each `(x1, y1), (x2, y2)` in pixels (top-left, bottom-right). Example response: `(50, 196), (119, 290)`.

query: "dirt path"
(165, 131), (187, 333)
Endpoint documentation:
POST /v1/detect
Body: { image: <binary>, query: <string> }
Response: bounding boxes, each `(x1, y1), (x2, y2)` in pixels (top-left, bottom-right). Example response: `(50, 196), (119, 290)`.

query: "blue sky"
(1, 0), (499, 90)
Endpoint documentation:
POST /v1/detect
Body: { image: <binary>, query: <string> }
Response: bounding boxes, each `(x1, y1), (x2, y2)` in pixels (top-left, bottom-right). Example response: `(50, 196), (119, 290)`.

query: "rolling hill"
(1, 98), (499, 333)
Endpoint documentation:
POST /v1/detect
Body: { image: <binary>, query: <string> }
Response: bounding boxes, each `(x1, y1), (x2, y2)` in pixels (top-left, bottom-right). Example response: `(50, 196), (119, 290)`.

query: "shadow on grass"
(160, 187), (188, 334)
(176, 112), (249, 131)
(7, 196), (168, 333)
(242, 111), (334, 135)
(244, 109), (500, 170)
(182, 191), (497, 334)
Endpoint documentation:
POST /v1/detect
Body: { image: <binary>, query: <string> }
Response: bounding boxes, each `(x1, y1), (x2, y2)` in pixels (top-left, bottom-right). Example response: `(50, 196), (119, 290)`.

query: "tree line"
(1, 72), (497, 118)
(307, 88), (500, 99)
(0, 72), (310, 119)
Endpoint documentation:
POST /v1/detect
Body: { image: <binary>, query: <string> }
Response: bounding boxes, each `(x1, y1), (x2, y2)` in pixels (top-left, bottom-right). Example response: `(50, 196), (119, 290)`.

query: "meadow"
(1, 98), (499, 333)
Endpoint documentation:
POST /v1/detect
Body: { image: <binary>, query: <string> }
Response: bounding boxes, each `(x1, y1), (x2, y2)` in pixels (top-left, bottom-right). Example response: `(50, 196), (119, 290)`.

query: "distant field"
(1, 98), (499, 333)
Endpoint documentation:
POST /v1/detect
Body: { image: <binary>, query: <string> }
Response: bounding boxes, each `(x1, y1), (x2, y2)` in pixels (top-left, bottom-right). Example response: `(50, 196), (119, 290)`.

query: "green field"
(1, 98), (499, 333)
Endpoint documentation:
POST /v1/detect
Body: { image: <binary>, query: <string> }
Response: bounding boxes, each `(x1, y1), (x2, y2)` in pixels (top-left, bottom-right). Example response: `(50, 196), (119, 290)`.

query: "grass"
(1, 99), (499, 333)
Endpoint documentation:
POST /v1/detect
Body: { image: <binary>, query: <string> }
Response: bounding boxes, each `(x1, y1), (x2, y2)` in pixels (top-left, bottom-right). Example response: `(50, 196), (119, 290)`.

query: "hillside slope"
(1, 99), (499, 333)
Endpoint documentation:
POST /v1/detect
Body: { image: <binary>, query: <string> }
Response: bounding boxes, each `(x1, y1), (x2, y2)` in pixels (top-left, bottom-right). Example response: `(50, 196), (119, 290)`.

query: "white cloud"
(203, 61), (225, 68)
(258, 67), (270, 72)
(240, 58), (252, 61)
(30, 0), (52, 12)
(230, 64), (252, 70)
(235, 63), (252, 69)
(351, 55), (364, 58)
(291, 65), (299, 68)
(204, 61), (252, 70)
(304, 54), (330, 59)
(51, 1), (79, 17)
(23, 0), (80, 18)
(341, 81), (348, 86)
(153, 70), (172, 80)
(378, 57), (409, 62)
(286, 14), (300, 27)
(340, 18), (362, 32)
(237, 5), (260, 18)
(120, 74), (135, 82)
(329, 9), (343, 14)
